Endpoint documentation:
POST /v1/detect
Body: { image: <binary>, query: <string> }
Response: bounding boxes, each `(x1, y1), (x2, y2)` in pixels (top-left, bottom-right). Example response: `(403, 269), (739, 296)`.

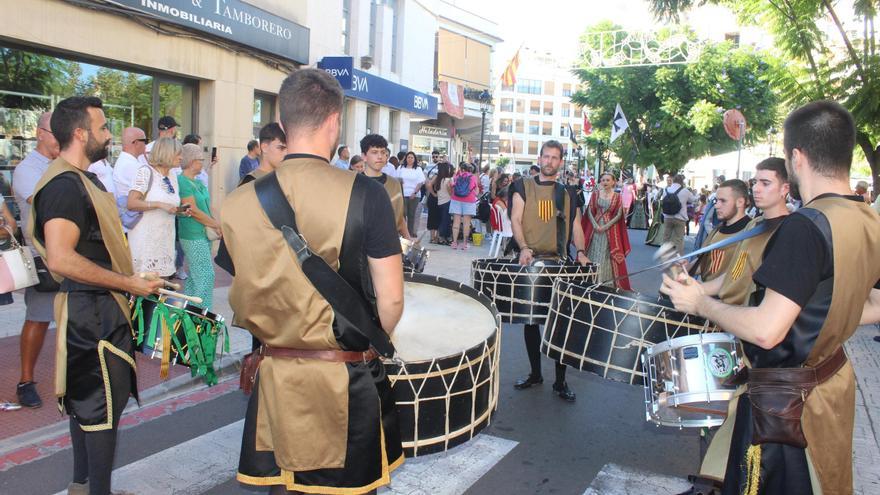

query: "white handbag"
(0, 225), (39, 293)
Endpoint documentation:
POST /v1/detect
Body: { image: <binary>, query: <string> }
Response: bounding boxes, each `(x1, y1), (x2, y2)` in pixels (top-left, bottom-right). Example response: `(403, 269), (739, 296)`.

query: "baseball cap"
(157, 116), (180, 130)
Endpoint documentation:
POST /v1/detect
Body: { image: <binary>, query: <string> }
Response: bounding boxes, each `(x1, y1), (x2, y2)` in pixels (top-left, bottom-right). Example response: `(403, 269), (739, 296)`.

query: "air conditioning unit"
(360, 56), (373, 70)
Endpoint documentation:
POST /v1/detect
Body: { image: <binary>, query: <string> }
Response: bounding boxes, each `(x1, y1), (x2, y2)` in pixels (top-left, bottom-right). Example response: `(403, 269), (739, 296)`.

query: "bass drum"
(542, 281), (715, 385)
(470, 258), (597, 324)
(384, 273), (502, 456)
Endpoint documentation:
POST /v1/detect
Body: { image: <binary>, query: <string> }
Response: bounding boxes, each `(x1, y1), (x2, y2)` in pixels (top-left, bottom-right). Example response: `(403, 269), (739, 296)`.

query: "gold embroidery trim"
(79, 340), (137, 432)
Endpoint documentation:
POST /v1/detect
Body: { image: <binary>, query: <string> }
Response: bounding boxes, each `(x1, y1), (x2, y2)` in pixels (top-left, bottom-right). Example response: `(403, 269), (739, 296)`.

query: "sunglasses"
(162, 176), (175, 194)
(38, 127), (53, 135)
(133, 138), (148, 144)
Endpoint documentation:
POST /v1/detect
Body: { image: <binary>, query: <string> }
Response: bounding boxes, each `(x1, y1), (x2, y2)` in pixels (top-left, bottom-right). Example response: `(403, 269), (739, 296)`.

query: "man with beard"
(690, 179), (751, 282)
(361, 133), (412, 239)
(29, 96), (164, 494)
(509, 140), (590, 402)
(224, 69), (405, 494)
(663, 101), (880, 495)
(11, 111), (59, 408)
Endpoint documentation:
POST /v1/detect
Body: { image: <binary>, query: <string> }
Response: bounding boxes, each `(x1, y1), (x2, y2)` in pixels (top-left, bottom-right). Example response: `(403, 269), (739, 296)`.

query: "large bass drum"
(384, 274), (501, 457)
(542, 281), (715, 385)
(470, 258), (597, 324)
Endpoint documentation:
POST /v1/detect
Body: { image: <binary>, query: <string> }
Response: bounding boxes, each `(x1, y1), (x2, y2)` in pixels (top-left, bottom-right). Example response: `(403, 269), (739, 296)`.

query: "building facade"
(492, 47), (585, 172)
(0, 0), (443, 215)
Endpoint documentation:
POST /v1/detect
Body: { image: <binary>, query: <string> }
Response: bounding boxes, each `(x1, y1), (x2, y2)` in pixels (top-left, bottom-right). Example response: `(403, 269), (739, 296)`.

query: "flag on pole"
(500, 47), (522, 87)
(583, 111), (592, 136)
(568, 124), (578, 145)
(609, 103), (629, 143)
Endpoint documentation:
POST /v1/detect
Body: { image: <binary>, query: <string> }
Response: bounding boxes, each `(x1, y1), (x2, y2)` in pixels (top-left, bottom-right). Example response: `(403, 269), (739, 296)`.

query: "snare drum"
(129, 295), (227, 385)
(400, 237), (428, 273)
(542, 282), (715, 385)
(384, 273), (501, 457)
(642, 333), (741, 428)
(470, 258), (597, 324)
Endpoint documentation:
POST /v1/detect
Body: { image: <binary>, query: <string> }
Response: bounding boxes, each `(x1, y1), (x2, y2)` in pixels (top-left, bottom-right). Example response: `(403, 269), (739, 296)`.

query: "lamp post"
(478, 90), (492, 166)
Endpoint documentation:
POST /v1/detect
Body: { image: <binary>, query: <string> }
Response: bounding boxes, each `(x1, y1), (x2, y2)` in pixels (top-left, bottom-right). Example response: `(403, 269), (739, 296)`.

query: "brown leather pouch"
(239, 350), (264, 395)
(748, 383), (810, 448)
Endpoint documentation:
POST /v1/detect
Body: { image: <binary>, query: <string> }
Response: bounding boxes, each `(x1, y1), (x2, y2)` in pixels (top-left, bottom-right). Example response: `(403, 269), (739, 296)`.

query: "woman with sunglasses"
(126, 137), (186, 278)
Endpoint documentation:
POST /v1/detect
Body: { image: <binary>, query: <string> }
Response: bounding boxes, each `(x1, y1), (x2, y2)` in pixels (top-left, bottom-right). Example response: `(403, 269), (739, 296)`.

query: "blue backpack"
(453, 173), (472, 197)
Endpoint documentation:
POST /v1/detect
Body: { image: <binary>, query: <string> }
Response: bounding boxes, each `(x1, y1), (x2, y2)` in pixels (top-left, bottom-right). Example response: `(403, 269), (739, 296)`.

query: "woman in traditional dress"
(581, 173), (631, 290)
(629, 182), (649, 230)
(645, 184), (664, 246)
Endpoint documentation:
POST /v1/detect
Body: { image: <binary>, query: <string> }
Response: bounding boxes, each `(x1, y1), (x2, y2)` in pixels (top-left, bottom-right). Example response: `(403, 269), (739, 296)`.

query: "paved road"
(2, 227), (879, 494)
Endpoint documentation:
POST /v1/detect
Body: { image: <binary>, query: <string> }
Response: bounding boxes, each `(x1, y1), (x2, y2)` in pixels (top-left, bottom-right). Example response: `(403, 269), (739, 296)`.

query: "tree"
(650, 0), (880, 190)
(571, 22), (781, 176)
(0, 48), (77, 109)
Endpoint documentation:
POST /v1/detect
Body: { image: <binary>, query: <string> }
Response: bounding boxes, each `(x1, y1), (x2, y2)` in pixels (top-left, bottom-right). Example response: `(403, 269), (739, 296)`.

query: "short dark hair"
(182, 133), (201, 145)
(718, 179), (749, 202)
(247, 140), (259, 152)
(529, 165), (540, 173)
(539, 140), (564, 158)
(51, 96), (104, 150)
(673, 174), (685, 185)
(259, 123), (286, 145)
(783, 100), (855, 178)
(279, 69), (344, 133)
(397, 151), (406, 161)
(755, 157), (788, 183)
(336, 145), (348, 157)
(360, 134), (388, 154)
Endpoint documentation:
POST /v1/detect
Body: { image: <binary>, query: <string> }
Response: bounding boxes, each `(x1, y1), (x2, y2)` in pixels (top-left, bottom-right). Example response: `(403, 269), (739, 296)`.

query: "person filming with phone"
(126, 137), (190, 279)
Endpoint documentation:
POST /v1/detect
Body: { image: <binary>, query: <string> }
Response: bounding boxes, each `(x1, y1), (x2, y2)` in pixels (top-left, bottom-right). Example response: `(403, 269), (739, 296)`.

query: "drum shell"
(384, 274), (501, 457)
(130, 296), (224, 366)
(542, 281), (714, 385)
(470, 258), (596, 324)
(643, 333), (741, 428)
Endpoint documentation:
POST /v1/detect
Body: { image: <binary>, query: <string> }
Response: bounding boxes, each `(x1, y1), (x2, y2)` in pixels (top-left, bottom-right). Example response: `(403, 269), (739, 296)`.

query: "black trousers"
(523, 324), (567, 384)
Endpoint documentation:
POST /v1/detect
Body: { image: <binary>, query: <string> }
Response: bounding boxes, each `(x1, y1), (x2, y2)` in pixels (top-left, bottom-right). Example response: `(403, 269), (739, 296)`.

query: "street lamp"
(478, 90), (492, 167)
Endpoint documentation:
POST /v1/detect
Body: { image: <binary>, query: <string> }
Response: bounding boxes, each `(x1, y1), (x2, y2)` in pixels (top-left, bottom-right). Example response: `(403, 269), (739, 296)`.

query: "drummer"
(689, 179), (750, 282)
(676, 158), (790, 494)
(361, 133), (412, 240)
(509, 139), (590, 402)
(662, 101), (880, 495)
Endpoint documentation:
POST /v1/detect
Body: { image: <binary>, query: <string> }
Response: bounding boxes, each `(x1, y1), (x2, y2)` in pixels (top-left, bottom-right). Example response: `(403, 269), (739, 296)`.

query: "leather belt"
(728, 346), (847, 387)
(261, 345), (378, 363)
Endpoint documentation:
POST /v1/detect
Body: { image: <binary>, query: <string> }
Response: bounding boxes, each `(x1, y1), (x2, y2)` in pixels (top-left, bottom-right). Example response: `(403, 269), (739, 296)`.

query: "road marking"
(583, 463), (691, 495)
(48, 422), (517, 495)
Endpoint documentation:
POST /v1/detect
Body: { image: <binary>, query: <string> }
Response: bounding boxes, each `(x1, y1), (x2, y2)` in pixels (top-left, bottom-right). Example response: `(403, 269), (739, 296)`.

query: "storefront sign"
(410, 123), (450, 138)
(319, 57), (437, 118)
(108, 0), (309, 64)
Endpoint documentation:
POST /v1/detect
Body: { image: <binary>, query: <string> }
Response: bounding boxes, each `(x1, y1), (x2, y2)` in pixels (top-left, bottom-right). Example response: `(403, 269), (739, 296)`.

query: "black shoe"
(513, 375), (543, 390)
(552, 381), (576, 402)
(874, 335), (880, 342)
(16, 381), (42, 408)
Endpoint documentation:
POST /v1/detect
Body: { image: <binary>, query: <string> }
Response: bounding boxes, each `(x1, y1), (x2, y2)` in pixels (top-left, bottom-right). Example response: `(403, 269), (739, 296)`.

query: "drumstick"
(157, 288), (203, 305)
(138, 272), (181, 290)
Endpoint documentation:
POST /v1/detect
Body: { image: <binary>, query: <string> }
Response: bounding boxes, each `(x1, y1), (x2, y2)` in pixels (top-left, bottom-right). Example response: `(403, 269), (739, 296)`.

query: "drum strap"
(253, 172), (397, 359)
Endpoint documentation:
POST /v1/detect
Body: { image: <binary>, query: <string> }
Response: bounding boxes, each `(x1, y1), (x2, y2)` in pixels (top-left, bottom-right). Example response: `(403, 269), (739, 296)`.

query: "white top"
(113, 151), (142, 196)
(333, 158), (349, 170)
(398, 167), (426, 197)
(437, 177), (452, 205)
(11, 149), (51, 256)
(480, 173), (490, 195)
(127, 166), (180, 277)
(88, 160), (116, 196)
(662, 185), (697, 222)
(381, 163), (398, 178)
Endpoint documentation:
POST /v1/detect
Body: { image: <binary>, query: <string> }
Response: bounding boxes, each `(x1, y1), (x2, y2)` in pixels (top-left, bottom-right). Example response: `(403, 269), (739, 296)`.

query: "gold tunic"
(222, 157), (354, 471)
(698, 223), (744, 282)
(520, 177), (572, 257)
(380, 173), (406, 235)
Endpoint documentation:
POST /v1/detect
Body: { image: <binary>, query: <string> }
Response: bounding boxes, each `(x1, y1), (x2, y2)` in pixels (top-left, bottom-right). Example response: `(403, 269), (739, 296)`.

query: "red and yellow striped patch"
(538, 200), (554, 222)
(729, 251), (749, 281)
(708, 249), (725, 275)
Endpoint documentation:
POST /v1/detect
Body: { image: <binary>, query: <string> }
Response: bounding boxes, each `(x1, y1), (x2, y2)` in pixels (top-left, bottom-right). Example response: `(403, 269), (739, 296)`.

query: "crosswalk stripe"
(50, 421), (518, 495)
(583, 463), (691, 495)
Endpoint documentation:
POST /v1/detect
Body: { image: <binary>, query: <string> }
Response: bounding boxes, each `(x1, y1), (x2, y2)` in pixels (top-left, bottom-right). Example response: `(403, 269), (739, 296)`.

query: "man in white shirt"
(381, 148), (399, 178)
(142, 116), (178, 165)
(10, 111), (59, 408)
(112, 127), (147, 232)
(88, 158), (116, 196)
(660, 173), (697, 255)
(333, 145), (350, 170)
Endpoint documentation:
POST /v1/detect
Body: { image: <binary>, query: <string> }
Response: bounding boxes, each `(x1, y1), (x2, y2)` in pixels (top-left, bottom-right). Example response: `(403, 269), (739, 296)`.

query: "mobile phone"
(211, 147), (217, 161)
(177, 204), (192, 213)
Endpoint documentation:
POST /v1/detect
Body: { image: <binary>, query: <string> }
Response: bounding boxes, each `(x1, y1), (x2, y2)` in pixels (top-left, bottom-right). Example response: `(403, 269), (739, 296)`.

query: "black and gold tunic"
(511, 176), (577, 258)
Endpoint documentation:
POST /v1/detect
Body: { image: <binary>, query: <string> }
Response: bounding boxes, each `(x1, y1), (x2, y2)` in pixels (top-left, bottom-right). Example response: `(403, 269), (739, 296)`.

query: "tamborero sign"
(108, 0), (309, 64)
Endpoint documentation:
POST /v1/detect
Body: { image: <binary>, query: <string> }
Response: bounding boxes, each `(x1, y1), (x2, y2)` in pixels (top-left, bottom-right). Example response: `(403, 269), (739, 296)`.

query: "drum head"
(393, 280), (497, 362)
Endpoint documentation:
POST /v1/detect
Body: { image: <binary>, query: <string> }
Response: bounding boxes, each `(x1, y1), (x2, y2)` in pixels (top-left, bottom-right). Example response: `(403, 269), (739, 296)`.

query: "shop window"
(253, 92), (276, 139)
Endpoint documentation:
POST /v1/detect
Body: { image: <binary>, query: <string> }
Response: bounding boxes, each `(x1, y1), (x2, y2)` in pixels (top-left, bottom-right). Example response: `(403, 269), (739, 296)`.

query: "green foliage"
(0, 48), (77, 109)
(495, 156), (511, 167)
(572, 25), (781, 176)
